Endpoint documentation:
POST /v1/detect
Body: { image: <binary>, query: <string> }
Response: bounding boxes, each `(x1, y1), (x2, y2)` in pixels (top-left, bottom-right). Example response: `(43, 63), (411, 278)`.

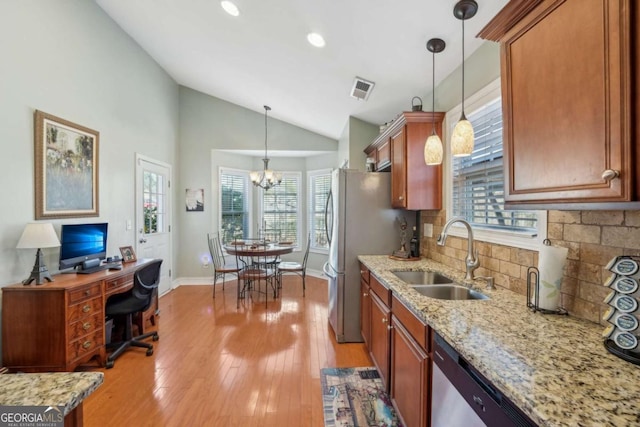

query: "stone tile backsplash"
(420, 210), (640, 325)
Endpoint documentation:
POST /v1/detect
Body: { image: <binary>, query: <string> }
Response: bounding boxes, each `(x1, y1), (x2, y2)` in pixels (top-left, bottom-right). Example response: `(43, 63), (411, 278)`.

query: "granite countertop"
(358, 255), (640, 427)
(0, 372), (103, 415)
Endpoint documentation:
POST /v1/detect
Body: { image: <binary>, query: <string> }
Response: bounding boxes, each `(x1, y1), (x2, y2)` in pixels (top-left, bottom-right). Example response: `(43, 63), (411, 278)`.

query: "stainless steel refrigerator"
(322, 169), (415, 343)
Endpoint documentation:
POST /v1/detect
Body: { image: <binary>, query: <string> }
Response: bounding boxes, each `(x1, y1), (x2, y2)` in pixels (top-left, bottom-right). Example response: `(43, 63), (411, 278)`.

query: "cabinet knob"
(363, 293), (368, 297)
(602, 169), (620, 181)
(398, 196), (404, 201)
(381, 318), (387, 324)
(82, 341), (92, 349)
(387, 325), (393, 330)
(82, 322), (91, 331)
(82, 305), (91, 313)
(84, 290), (90, 296)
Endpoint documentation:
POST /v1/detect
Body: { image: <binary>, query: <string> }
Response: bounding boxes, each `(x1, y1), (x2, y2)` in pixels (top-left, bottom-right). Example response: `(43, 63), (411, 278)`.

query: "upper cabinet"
(480, 0), (639, 207)
(364, 112), (444, 210)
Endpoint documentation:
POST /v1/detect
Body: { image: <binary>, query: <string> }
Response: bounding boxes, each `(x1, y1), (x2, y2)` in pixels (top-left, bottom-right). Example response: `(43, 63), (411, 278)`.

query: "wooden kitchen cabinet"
(390, 295), (431, 427)
(368, 274), (392, 391)
(359, 263), (371, 347)
(480, 0), (640, 207)
(364, 112), (444, 210)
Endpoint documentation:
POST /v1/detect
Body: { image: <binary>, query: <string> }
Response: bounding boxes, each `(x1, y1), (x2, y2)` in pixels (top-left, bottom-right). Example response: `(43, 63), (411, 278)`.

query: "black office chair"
(105, 259), (163, 369)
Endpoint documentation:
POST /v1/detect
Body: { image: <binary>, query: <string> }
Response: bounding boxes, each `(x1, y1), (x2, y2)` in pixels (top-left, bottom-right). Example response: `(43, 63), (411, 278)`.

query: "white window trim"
(218, 167), (255, 241)
(307, 168), (332, 255)
(444, 78), (547, 251)
(258, 171), (302, 250)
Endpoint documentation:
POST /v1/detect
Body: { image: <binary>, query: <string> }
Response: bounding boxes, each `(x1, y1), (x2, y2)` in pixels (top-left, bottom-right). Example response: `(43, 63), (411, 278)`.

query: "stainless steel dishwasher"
(431, 332), (536, 427)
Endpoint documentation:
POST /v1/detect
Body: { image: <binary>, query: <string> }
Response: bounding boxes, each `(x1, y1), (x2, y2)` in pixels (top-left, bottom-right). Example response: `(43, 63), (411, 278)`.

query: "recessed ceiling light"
(221, 1), (240, 17)
(307, 32), (326, 48)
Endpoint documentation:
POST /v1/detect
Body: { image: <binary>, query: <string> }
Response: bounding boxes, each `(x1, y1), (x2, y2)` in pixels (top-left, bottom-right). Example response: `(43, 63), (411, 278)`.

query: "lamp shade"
(451, 118), (475, 157)
(16, 223), (60, 249)
(424, 134), (444, 165)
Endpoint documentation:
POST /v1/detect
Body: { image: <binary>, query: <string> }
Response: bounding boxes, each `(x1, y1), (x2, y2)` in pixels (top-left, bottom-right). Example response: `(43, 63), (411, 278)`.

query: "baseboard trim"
(170, 268), (326, 289)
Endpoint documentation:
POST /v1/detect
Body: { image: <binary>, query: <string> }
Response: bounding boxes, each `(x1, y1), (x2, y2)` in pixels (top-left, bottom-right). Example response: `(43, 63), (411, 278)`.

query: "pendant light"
(424, 38), (446, 165)
(250, 105), (282, 191)
(451, 0), (478, 157)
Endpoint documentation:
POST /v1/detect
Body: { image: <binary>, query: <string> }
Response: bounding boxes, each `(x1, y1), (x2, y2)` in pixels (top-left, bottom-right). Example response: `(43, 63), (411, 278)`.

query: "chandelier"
(250, 105), (282, 191)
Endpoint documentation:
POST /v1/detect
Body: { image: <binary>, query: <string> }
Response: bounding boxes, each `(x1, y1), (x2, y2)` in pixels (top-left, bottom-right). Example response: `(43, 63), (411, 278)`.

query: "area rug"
(320, 367), (402, 427)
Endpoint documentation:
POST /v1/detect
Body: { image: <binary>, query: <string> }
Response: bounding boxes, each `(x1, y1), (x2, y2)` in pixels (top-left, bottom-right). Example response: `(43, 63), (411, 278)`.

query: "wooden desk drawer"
(68, 329), (103, 361)
(105, 273), (134, 296)
(370, 274), (391, 307)
(69, 283), (101, 304)
(69, 313), (103, 340)
(68, 297), (103, 322)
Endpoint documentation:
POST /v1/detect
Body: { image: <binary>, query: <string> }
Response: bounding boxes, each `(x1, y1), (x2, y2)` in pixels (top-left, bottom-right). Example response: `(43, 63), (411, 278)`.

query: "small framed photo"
(119, 246), (137, 263)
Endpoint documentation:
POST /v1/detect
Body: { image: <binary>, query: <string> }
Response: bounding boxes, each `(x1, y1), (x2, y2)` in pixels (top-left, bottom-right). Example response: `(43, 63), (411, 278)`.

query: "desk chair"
(105, 259), (163, 369)
(277, 234), (310, 296)
(208, 233), (241, 298)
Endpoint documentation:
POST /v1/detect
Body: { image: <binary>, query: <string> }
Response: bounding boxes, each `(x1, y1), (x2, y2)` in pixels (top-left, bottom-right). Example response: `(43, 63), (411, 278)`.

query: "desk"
(1, 259), (156, 373)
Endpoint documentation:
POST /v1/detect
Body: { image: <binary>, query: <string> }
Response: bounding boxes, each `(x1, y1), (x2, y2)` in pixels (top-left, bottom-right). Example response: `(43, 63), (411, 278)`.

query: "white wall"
(178, 87), (338, 276)
(0, 1), (179, 287)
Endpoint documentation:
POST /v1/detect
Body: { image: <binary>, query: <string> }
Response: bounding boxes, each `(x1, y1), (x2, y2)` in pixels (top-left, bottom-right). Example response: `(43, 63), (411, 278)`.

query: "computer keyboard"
(76, 265), (108, 274)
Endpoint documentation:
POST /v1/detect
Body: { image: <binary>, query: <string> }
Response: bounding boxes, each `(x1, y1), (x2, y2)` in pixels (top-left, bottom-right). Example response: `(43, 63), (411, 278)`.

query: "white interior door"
(135, 154), (172, 295)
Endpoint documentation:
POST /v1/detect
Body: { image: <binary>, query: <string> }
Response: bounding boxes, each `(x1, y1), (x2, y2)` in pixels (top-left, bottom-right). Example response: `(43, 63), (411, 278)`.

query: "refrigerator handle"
(324, 190), (333, 245)
(322, 262), (334, 278)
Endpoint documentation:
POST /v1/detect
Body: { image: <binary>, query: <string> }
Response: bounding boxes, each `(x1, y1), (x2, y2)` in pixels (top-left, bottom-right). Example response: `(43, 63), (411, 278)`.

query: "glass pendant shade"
(451, 117), (474, 157)
(424, 134), (443, 165)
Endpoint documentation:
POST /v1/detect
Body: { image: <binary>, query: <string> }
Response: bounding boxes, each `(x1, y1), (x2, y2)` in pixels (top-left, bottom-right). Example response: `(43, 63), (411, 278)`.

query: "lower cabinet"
(369, 291), (391, 391)
(360, 278), (371, 348)
(391, 315), (430, 427)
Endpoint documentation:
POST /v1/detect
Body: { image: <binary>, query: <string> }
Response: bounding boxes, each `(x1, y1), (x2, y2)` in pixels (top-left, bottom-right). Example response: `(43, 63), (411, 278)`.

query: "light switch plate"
(424, 223), (433, 238)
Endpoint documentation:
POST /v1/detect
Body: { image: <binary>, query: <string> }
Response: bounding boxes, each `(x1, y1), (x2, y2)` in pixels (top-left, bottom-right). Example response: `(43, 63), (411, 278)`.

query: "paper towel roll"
(535, 245), (569, 311)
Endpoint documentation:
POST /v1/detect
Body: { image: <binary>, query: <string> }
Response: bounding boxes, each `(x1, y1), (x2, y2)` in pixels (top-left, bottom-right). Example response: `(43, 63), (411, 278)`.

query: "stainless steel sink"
(392, 270), (454, 285)
(411, 284), (489, 300)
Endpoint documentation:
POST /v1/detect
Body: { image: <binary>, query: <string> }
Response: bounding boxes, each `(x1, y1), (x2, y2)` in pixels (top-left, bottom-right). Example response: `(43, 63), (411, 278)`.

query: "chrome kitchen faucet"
(436, 217), (480, 280)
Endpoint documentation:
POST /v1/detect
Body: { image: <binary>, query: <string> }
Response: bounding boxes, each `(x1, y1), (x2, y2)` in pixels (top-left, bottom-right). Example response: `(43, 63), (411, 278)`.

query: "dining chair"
(208, 233), (241, 298)
(277, 234), (311, 297)
(234, 243), (277, 308)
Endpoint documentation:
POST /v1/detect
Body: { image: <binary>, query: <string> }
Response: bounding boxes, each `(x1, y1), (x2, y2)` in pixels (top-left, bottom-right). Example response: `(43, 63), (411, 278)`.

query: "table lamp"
(16, 222), (60, 285)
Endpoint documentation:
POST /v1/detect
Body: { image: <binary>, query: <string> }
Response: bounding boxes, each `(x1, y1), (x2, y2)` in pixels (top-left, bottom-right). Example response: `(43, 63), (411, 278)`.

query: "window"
(446, 79), (546, 250)
(219, 168), (250, 244)
(260, 172), (301, 246)
(308, 169), (332, 252)
(142, 170), (166, 234)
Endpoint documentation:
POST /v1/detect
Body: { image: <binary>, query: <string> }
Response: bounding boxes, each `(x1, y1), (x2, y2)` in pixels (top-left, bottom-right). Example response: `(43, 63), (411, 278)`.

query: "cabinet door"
(501, 0), (633, 203)
(391, 316), (430, 427)
(360, 279), (371, 348)
(391, 127), (407, 208)
(369, 292), (391, 391)
(377, 139), (391, 171)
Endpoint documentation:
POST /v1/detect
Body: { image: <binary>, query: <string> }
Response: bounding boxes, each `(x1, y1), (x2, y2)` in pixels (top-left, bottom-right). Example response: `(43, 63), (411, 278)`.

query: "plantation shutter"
(309, 172), (331, 250)
(452, 98), (537, 233)
(220, 170), (249, 243)
(262, 174), (299, 244)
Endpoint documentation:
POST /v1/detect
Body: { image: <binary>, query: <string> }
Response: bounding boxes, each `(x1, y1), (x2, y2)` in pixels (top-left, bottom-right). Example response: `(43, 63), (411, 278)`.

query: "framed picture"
(34, 110), (99, 219)
(119, 246), (137, 263)
(185, 188), (204, 212)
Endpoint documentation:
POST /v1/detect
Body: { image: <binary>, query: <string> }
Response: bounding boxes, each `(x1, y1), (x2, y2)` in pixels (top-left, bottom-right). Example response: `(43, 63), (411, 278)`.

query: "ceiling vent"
(350, 76), (375, 101)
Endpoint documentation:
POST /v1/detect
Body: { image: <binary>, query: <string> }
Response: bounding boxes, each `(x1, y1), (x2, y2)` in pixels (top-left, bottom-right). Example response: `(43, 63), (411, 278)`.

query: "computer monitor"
(59, 223), (108, 272)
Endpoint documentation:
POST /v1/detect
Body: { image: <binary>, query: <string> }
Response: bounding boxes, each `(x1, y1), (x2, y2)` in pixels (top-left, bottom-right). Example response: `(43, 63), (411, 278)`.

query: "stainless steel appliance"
(322, 169), (413, 343)
(431, 332), (536, 427)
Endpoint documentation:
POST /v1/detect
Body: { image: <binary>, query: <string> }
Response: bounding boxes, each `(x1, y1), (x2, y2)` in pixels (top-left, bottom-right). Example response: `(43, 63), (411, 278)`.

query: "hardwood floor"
(83, 275), (372, 426)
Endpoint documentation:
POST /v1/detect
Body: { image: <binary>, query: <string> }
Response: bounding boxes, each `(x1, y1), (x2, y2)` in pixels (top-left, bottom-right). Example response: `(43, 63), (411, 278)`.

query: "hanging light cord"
(263, 105), (270, 161)
(460, 17), (466, 121)
(431, 49), (436, 135)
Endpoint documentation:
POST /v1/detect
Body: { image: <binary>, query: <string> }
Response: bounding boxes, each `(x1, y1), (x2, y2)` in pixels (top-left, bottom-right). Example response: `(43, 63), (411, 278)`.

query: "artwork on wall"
(185, 188), (204, 212)
(34, 110), (99, 219)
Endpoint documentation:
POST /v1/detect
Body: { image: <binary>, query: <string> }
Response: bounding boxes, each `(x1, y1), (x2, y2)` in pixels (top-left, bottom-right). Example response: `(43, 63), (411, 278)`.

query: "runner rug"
(320, 367), (402, 427)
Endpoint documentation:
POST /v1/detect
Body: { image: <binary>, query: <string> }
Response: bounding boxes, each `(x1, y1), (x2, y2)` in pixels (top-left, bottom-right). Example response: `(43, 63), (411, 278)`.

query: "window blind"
(308, 172), (331, 250)
(452, 98), (537, 233)
(262, 174), (300, 244)
(220, 171), (249, 244)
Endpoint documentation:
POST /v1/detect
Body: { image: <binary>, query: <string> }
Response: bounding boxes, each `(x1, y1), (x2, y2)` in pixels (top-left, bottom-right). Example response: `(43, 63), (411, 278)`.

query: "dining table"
(224, 241), (295, 257)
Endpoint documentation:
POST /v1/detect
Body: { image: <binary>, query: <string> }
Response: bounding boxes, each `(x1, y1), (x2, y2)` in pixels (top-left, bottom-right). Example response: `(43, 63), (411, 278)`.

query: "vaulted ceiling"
(97, 0), (508, 140)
